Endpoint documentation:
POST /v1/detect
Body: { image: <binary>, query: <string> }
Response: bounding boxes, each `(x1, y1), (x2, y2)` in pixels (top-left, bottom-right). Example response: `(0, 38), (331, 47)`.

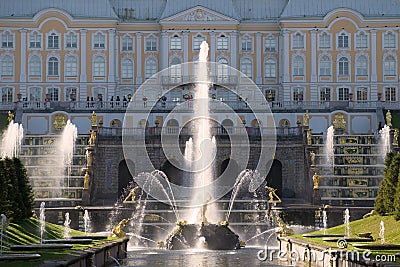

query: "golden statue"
(265, 186), (282, 203)
(156, 241), (165, 249)
(53, 114), (66, 130)
(199, 193), (211, 224)
(303, 110), (310, 127)
(394, 129), (399, 147)
(86, 150), (93, 166)
(310, 151), (315, 166)
(7, 111), (14, 124)
(112, 218), (131, 238)
(91, 111), (97, 126)
(307, 129), (312, 145)
(333, 113), (346, 129)
(312, 172), (322, 189)
(89, 130), (96, 146)
(386, 110), (392, 127)
(275, 217), (294, 236)
(83, 171), (90, 189)
(123, 186), (139, 203)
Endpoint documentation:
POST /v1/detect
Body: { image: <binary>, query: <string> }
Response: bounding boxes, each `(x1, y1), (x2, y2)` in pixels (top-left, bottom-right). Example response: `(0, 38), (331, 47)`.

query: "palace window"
(264, 36), (276, 52)
(193, 35), (205, 50)
(46, 87), (59, 101)
(217, 35), (229, 50)
(47, 57), (59, 76)
(1, 31), (13, 48)
(264, 58), (276, 78)
(29, 87), (42, 102)
(217, 58), (229, 79)
(319, 33), (330, 49)
(356, 55), (368, 76)
(338, 87), (350, 101)
(319, 56), (331, 76)
(65, 56), (78, 77)
(1, 55), (13, 76)
(292, 87), (304, 101)
(65, 87), (77, 101)
(240, 58), (253, 78)
(145, 58), (157, 79)
(29, 56), (41, 77)
(241, 36), (253, 51)
(356, 32), (368, 49)
(170, 35), (182, 50)
(93, 56), (105, 77)
(385, 87), (397, 102)
(121, 36), (133, 51)
(384, 55), (396, 76)
(47, 33), (59, 49)
(356, 87), (368, 101)
(121, 58), (133, 78)
(170, 58), (182, 80)
(292, 33), (304, 49)
(93, 33), (105, 49)
(338, 57), (349, 76)
(384, 32), (396, 49)
(1, 87), (13, 103)
(29, 32), (41, 48)
(338, 33), (349, 48)
(293, 56), (304, 76)
(65, 32), (77, 48)
(145, 36), (157, 51)
(319, 87), (331, 101)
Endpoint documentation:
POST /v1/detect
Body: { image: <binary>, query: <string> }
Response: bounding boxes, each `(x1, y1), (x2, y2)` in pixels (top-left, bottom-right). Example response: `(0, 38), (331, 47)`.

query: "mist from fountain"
(1, 120), (23, 158)
(379, 125), (391, 163)
(63, 212), (71, 239)
(324, 126), (334, 169)
(83, 210), (92, 235)
(39, 202), (45, 244)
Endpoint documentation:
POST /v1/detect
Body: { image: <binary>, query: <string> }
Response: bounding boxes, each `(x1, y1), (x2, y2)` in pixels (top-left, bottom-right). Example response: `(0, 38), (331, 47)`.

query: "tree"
(394, 172), (400, 220)
(13, 157), (34, 220)
(375, 152), (395, 215)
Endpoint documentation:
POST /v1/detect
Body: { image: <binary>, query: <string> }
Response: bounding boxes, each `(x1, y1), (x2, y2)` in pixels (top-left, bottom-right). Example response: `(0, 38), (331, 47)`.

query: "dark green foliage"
(375, 151), (400, 219)
(0, 157), (34, 221)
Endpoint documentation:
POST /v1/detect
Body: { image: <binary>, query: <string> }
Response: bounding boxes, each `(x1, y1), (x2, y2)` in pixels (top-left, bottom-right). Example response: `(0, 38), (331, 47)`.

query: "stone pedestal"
(312, 188), (321, 206)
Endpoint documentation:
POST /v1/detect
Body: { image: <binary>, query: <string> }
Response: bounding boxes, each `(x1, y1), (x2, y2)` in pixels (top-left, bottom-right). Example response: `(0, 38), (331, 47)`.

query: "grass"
(292, 215), (400, 262)
(1, 218), (118, 267)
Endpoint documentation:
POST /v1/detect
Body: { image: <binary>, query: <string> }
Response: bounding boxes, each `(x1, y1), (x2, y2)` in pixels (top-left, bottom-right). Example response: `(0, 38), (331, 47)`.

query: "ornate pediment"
(160, 6), (238, 24)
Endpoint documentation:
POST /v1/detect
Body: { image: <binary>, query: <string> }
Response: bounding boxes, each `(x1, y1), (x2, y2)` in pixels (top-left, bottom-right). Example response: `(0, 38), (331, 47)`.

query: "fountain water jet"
(39, 202), (45, 244)
(1, 120), (23, 158)
(63, 212), (71, 239)
(379, 125), (391, 163)
(83, 210), (92, 235)
(324, 126), (334, 169)
(344, 209), (350, 237)
(322, 209), (328, 234)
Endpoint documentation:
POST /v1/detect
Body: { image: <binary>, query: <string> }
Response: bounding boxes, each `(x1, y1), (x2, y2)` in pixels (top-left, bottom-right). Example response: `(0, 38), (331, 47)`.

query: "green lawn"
(1, 218), (118, 267)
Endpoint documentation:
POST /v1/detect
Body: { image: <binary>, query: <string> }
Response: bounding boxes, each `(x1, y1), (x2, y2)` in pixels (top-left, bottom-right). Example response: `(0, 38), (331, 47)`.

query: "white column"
(371, 29), (377, 82)
(210, 31), (216, 62)
(256, 32), (262, 84)
(136, 32), (142, 85)
(160, 31), (169, 70)
(230, 31), (238, 69)
(282, 30), (290, 83)
(183, 31), (189, 77)
(108, 29), (116, 82)
(310, 29), (317, 83)
(80, 29), (87, 101)
(19, 29), (27, 83)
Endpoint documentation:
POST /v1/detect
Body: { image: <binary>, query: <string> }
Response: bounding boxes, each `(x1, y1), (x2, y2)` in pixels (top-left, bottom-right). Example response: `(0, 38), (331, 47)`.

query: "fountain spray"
(39, 202), (46, 244)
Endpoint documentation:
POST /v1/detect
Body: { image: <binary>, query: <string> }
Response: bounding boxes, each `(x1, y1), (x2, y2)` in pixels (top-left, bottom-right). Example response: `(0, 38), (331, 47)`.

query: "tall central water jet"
(1, 120), (23, 158)
(187, 41), (218, 223)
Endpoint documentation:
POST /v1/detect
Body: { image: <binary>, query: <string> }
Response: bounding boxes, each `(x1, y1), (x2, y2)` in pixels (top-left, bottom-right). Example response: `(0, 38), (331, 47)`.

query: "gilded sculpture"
(7, 111), (14, 123)
(333, 113), (346, 129)
(265, 186), (282, 203)
(303, 110), (310, 127)
(307, 129), (312, 145)
(394, 129), (399, 147)
(89, 130), (96, 146)
(112, 218), (131, 238)
(386, 110), (392, 127)
(83, 171), (90, 189)
(310, 151), (315, 166)
(312, 172), (322, 189)
(123, 186), (139, 203)
(86, 150), (93, 166)
(53, 114), (66, 130)
(91, 111), (97, 126)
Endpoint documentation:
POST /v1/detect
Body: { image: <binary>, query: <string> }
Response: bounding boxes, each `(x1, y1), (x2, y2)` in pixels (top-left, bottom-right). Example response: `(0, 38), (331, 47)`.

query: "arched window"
(1, 31), (13, 48)
(338, 57), (349, 76)
(356, 55), (368, 76)
(121, 36), (133, 51)
(65, 56), (77, 77)
(121, 58), (133, 78)
(293, 56), (304, 76)
(93, 56), (105, 77)
(217, 58), (229, 80)
(1, 55), (13, 76)
(319, 32), (330, 49)
(319, 55), (331, 76)
(47, 33), (59, 49)
(29, 56), (41, 77)
(293, 33), (304, 49)
(338, 33), (349, 48)
(145, 58), (157, 79)
(240, 58), (252, 78)
(264, 58), (276, 78)
(47, 57), (58, 76)
(384, 55), (396, 76)
(384, 32), (396, 49)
